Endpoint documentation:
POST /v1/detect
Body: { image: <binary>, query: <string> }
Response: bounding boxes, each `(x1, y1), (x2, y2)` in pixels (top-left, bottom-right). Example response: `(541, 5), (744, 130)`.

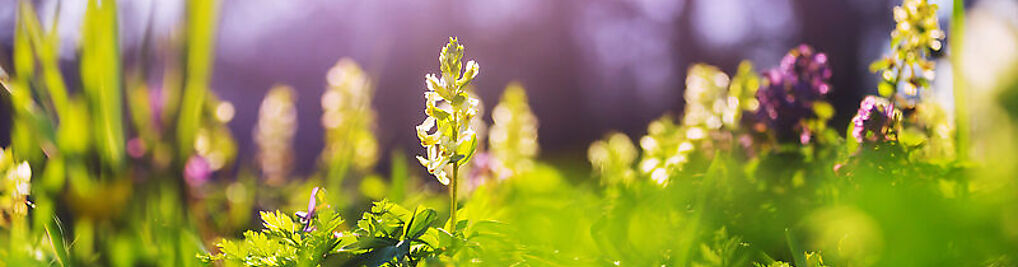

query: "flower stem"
(449, 113), (460, 230)
(450, 161), (458, 229)
(951, 0), (968, 161)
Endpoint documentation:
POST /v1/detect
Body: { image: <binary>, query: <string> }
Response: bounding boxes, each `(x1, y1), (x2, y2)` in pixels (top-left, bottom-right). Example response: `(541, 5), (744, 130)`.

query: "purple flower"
(756, 44), (833, 144)
(851, 96), (900, 144)
(127, 138), (146, 159)
(296, 187), (321, 232)
(184, 155), (211, 187)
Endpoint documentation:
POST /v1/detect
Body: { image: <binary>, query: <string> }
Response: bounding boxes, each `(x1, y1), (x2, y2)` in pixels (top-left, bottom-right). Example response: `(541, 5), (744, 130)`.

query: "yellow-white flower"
(416, 38), (481, 185)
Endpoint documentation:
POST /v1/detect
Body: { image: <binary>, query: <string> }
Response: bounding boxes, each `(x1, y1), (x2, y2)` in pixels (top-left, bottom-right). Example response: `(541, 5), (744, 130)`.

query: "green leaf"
(785, 229), (806, 267)
(356, 240), (411, 267)
(451, 93), (468, 106)
(436, 228), (456, 251)
(403, 207), (438, 240)
(430, 106), (450, 120)
(455, 132), (478, 166)
(314, 208), (345, 234)
(450, 154), (465, 163)
(356, 236), (398, 249)
(417, 228), (441, 249)
(261, 210), (299, 235)
(45, 217), (72, 267)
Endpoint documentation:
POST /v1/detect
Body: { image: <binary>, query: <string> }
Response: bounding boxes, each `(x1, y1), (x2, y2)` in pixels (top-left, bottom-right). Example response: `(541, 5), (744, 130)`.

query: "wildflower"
(254, 85), (298, 185)
(866, 0), (953, 159)
(589, 132), (638, 186)
(756, 44), (834, 144)
(1, 149), (31, 219)
(683, 64), (730, 132)
(851, 96), (902, 144)
(683, 62), (762, 135)
(870, 0), (944, 99)
(184, 155), (212, 187)
(8, 162), (31, 215)
(415, 37), (481, 186)
(295, 187), (323, 233)
(638, 116), (692, 186)
(638, 63), (762, 185)
(321, 58), (379, 173)
(726, 61), (762, 128)
(488, 82), (539, 178)
(416, 37), (480, 228)
(127, 137), (146, 159)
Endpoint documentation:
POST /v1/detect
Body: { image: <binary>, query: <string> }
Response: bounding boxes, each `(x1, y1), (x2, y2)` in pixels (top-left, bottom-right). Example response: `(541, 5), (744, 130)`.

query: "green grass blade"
(45, 216), (72, 267)
(81, 0), (125, 170)
(176, 0), (219, 160)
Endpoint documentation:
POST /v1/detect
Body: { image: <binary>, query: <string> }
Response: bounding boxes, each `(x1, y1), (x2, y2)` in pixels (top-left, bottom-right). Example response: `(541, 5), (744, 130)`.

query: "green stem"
(450, 161), (458, 230)
(449, 111), (460, 230)
(951, 0), (968, 161)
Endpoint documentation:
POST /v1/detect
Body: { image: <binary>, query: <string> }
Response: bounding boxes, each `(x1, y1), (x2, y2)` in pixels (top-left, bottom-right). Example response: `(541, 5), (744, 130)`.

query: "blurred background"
(0, 0), (1014, 176)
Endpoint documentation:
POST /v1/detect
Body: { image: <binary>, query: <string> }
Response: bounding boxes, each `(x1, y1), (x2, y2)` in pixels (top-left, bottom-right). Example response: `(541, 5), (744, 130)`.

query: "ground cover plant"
(1, 0), (1018, 266)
